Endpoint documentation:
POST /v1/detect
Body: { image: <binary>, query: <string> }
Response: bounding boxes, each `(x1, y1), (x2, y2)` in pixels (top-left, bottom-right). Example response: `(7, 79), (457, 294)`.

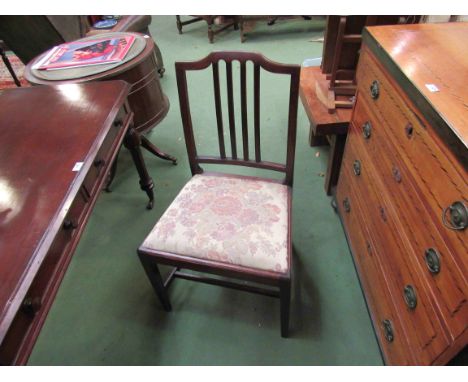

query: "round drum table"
(24, 32), (177, 165)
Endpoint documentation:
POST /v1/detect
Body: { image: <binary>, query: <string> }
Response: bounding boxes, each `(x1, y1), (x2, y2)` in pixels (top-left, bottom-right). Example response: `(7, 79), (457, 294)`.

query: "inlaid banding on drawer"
(356, 49), (467, 214)
(347, 114), (468, 339)
(352, 63), (468, 271)
(337, 168), (414, 365)
(340, 131), (451, 363)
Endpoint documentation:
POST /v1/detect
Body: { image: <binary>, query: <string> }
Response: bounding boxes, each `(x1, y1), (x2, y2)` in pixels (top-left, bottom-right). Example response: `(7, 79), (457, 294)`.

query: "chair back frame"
(175, 51), (301, 187)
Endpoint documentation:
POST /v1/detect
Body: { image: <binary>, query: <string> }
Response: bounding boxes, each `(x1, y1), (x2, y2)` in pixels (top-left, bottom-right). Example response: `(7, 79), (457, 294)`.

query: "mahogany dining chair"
(138, 51), (300, 337)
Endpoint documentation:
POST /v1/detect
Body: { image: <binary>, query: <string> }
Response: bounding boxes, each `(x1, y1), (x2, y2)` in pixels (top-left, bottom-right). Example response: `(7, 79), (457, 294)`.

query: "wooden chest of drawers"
(336, 23), (468, 365)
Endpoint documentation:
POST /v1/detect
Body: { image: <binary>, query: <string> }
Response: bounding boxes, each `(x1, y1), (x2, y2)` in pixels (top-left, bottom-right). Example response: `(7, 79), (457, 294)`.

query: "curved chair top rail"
(175, 50), (301, 75)
(175, 51), (300, 187)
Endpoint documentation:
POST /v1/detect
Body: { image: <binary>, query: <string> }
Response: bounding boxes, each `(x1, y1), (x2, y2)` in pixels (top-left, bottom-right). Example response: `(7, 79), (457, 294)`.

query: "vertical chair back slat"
(253, 63), (261, 162)
(175, 51), (300, 186)
(212, 62), (226, 158)
(284, 70), (300, 186)
(240, 61), (249, 161)
(226, 61), (237, 159)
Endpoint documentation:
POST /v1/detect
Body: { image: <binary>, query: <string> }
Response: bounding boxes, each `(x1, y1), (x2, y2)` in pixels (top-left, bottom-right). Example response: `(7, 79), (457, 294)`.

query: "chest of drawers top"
(363, 22), (468, 166)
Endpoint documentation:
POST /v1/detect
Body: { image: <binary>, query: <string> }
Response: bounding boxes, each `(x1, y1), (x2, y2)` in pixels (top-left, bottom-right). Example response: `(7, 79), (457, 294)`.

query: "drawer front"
(0, 188), (89, 365)
(351, 96), (468, 339)
(337, 168), (414, 365)
(356, 48), (468, 270)
(83, 107), (128, 196)
(341, 128), (450, 364)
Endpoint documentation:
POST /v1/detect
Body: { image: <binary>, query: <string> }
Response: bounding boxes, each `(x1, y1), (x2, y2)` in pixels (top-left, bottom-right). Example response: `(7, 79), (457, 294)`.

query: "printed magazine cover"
(34, 36), (136, 70)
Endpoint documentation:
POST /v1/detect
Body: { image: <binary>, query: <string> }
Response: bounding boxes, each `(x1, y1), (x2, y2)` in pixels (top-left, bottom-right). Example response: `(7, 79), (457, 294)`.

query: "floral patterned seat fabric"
(141, 174), (289, 273)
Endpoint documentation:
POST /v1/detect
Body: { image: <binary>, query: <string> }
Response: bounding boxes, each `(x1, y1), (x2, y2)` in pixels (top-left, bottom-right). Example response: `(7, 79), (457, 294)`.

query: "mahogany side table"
(0, 81), (153, 365)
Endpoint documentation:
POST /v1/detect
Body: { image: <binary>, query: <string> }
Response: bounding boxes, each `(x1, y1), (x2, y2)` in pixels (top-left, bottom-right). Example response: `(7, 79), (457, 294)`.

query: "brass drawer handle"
(403, 285), (417, 310)
(424, 248), (441, 274)
(353, 160), (361, 176)
(362, 121), (372, 139)
(22, 297), (42, 317)
(63, 219), (78, 230)
(392, 166), (402, 183)
(343, 197), (351, 213)
(382, 319), (394, 342)
(370, 80), (380, 99)
(94, 158), (106, 168)
(442, 201), (467, 230)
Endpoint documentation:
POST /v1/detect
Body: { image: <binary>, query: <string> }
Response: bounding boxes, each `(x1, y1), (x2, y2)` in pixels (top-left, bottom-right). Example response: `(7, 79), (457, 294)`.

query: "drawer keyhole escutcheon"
(362, 121), (372, 139)
(442, 201), (467, 230)
(403, 285), (417, 310)
(343, 198), (351, 213)
(382, 319), (394, 342)
(370, 80), (380, 99)
(353, 160), (361, 176)
(405, 123), (414, 138)
(424, 248), (441, 274)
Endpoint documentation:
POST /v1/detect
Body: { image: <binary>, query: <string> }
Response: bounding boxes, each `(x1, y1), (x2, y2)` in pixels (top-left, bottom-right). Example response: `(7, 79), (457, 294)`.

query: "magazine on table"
(33, 35), (136, 71)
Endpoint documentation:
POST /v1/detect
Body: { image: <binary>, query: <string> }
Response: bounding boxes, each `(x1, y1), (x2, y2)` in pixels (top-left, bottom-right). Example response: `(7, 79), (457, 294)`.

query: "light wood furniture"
(138, 51), (300, 337)
(0, 81), (154, 365)
(336, 23), (467, 365)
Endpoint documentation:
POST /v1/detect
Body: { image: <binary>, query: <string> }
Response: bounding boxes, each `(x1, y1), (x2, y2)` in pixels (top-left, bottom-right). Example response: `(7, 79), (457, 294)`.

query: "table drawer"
(355, 48), (468, 267)
(350, 97), (468, 339)
(82, 107), (129, 196)
(337, 168), (414, 365)
(341, 129), (450, 364)
(0, 188), (89, 365)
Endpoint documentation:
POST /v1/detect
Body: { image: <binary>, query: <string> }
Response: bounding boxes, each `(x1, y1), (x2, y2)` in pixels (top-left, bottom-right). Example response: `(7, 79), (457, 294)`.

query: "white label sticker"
(425, 84), (440, 92)
(72, 162), (84, 172)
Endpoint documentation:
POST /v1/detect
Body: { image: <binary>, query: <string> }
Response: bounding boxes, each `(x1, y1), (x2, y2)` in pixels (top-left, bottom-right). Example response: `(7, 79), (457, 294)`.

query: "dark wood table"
(23, 32), (177, 166)
(0, 81), (154, 365)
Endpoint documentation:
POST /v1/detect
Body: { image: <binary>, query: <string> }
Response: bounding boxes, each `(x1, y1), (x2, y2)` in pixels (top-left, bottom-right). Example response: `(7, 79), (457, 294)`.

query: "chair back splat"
(175, 51), (301, 187)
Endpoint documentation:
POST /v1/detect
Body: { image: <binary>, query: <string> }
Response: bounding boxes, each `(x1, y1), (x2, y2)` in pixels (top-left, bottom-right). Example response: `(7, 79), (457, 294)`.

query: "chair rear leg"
(279, 279), (291, 337)
(139, 255), (172, 312)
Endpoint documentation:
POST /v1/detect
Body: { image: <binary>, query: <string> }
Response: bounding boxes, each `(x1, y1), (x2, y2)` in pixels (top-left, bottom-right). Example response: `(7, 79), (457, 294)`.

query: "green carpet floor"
(28, 15), (383, 365)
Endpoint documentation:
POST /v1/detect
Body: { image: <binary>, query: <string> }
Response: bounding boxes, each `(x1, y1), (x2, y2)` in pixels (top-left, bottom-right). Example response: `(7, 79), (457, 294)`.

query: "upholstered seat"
(141, 174), (289, 273)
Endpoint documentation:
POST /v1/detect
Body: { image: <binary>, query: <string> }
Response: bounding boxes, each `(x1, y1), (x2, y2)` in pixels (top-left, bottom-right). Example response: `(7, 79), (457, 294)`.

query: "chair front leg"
(139, 255), (172, 312)
(279, 279), (291, 338)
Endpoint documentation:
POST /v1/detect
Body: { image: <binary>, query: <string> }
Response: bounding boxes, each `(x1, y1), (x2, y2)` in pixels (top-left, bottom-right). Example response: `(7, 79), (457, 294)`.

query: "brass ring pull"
(370, 80), (380, 99)
(382, 319), (394, 342)
(353, 160), (361, 176)
(343, 198), (351, 213)
(424, 248), (441, 274)
(442, 201), (468, 230)
(403, 285), (417, 310)
(362, 121), (372, 139)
